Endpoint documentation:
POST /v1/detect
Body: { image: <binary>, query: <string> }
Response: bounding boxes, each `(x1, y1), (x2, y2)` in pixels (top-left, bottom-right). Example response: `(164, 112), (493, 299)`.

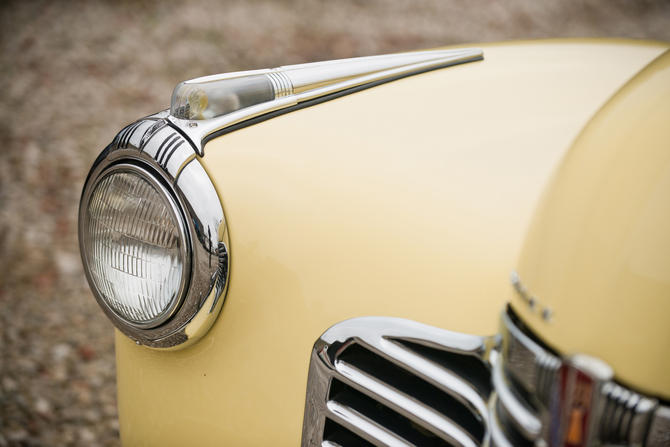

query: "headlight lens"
(81, 164), (189, 328)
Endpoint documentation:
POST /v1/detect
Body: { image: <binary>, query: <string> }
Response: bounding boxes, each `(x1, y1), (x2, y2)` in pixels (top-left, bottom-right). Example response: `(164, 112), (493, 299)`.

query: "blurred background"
(0, 0), (669, 445)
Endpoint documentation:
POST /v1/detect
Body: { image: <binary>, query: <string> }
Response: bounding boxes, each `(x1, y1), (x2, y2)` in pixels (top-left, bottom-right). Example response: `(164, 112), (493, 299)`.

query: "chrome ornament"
(511, 270), (554, 322)
(169, 47), (484, 155)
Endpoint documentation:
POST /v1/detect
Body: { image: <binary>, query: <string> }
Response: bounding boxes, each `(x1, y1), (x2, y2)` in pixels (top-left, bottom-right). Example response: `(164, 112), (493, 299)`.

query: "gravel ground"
(1, 1), (669, 445)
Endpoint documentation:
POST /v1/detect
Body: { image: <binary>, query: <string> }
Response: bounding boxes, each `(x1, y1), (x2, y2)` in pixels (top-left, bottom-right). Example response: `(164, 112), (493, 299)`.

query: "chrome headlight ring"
(79, 111), (230, 349)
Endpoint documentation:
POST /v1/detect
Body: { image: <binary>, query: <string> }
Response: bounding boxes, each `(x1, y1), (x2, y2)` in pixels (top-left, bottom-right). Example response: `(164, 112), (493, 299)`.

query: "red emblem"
(549, 355), (613, 447)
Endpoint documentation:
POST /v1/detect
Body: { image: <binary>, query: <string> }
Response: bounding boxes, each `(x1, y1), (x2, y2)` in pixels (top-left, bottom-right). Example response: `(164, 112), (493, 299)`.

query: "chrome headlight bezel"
(78, 112), (230, 349)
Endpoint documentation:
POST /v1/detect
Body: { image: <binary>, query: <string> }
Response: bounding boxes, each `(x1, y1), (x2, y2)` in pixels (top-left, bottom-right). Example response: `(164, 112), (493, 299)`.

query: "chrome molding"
(169, 47), (483, 155)
(79, 111), (230, 349)
(302, 310), (670, 447)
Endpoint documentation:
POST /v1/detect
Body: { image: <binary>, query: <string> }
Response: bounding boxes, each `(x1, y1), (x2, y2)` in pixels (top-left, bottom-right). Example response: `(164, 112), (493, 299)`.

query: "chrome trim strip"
(169, 48), (483, 155)
(79, 113), (230, 349)
(184, 68), (275, 84)
(600, 382), (659, 446)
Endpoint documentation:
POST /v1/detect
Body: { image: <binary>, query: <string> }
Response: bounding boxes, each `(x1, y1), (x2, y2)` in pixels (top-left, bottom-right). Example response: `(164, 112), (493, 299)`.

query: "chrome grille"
(301, 317), (493, 447)
(302, 310), (670, 447)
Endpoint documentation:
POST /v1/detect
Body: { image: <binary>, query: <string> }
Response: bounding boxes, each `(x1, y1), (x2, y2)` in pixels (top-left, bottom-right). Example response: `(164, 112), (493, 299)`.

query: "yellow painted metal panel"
(512, 48), (670, 400)
(117, 40), (667, 446)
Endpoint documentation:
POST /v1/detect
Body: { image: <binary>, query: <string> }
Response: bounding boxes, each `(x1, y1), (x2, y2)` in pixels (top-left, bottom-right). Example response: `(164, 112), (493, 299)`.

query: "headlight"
(79, 115), (229, 349)
(81, 163), (190, 328)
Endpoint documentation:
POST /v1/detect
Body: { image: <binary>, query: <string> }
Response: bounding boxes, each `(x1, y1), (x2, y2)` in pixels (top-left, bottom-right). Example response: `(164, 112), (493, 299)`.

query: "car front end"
(77, 39), (669, 446)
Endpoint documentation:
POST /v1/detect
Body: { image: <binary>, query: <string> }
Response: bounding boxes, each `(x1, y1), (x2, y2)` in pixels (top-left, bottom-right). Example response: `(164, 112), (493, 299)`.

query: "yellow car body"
(79, 39), (669, 445)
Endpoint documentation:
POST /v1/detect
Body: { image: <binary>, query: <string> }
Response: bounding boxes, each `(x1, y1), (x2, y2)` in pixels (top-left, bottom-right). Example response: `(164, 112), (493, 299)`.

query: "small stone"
(35, 397), (52, 417)
(53, 364), (68, 382)
(2, 377), (18, 392)
(5, 326), (19, 342)
(78, 427), (96, 443)
(61, 425), (76, 443)
(78, 345), (96, 362)
(55, 251), (81, 277)
(102, 404), (117, 417)
(84, 408), (102, 423)
(52, 343), (72, 363)
(62, 407), (84, 422)
(71, 380), (92, 405)
(89, 374), (103, 388)
(16, 358), (37, 375)
(5, 428), (28, 442)
(108, 418), (120, 433)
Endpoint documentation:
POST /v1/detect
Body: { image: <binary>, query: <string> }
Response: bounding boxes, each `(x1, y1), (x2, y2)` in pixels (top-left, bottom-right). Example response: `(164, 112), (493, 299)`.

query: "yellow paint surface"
(117, 40), (667, 446)
(513, 48), (670, 399)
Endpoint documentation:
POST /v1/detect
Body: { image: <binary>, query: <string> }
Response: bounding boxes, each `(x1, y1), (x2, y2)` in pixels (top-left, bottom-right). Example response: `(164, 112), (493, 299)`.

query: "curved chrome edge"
(168, 47), (484, 156)
(488, 392), (516, 447)
(78, 114), (230, 349)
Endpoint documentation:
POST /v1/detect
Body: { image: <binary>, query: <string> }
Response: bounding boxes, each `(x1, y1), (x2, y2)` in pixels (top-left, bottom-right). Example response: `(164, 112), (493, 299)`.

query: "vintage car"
(77, 39), (670, 446)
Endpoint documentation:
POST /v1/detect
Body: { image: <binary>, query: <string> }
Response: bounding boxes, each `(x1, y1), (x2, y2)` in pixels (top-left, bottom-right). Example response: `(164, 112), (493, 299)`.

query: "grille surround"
(301, 317), (493, 447)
